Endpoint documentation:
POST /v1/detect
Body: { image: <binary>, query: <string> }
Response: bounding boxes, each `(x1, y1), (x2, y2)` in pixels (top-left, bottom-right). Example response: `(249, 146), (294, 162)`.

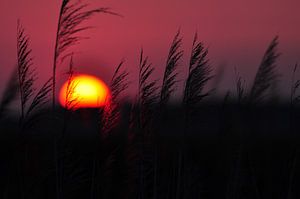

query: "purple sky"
(1, 0), (300, 101)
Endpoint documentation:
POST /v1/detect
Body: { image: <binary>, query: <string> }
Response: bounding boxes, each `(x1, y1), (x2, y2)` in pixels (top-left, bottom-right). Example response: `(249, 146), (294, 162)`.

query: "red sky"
(1, 0), (300, 101)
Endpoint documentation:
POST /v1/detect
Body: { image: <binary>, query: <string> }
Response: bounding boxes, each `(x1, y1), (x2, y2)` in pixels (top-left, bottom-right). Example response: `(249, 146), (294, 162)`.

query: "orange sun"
(59, 74), (110, 109)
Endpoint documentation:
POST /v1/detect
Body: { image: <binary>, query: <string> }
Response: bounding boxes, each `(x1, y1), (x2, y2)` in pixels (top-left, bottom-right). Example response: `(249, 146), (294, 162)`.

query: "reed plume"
(183, 33), (212, 120)
(160, 30), (183, 107)
(138, 49), (159, 131)
(102, 60), (129, 136)
(52, 0), (119, 109)
(249, 36), (280, 104)
(154, 31), (183, 199)
(17, 21), (36, 123)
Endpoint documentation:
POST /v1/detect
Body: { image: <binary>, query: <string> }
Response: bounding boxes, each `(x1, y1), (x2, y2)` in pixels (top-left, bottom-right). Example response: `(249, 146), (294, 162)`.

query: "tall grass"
(16, 20), (54, 199)
(225, 37), (281, 199)
(287, 63), (300, 199)
(56, 54), (80, 199)
(248, 37), (280, 197)
(177, 33), (212, 199)
(99, 61), (129, 198)
(50, 2), (120, 198)
(136, 49), (158, 199)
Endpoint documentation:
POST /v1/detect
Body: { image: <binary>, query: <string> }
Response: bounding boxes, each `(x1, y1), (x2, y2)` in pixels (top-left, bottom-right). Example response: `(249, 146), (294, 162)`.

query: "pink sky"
(1, 0), (300, 100)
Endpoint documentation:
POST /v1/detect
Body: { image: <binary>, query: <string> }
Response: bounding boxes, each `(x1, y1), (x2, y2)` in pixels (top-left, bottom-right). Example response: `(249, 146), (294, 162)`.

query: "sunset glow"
(59, 74), (110, 109)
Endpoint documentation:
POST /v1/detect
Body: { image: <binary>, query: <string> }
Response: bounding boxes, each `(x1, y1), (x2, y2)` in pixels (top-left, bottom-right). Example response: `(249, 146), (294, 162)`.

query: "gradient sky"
(1, 0), (300, 101)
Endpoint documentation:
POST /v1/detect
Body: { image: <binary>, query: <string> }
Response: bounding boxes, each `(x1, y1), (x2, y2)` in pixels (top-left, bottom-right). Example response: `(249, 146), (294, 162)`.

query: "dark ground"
(0, 103), (300, 199)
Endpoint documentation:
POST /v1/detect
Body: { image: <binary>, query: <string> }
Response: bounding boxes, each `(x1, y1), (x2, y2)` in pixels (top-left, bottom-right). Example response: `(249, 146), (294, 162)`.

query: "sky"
(0, 0), (300, 102)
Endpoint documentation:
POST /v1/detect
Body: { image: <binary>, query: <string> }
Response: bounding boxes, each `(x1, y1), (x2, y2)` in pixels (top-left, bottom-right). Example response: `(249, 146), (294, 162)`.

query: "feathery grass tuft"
(17, 21), (54, 129)
(52, 0), (120, 108)
(160, 30), (183, 106)
(102, 60), (129, 136)
(183, 33), (212, 119)
(249, 36), (280, 104)
(139, 49), (158, 130)
(138, 49), (159, 132)
(17, 21), (36, 122)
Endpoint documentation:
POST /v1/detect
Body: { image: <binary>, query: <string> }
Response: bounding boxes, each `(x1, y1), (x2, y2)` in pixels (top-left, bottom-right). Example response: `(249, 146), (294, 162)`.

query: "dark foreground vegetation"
(0, 104), (300, 199)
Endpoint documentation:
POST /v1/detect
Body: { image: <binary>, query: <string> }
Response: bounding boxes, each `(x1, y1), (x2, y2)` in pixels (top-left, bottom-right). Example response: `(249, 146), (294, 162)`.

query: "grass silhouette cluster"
(0, 1), (300, 199)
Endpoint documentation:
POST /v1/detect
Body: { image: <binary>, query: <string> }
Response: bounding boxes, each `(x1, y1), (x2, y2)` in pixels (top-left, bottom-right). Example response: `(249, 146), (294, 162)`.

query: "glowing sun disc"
(59, 74), (110, 109)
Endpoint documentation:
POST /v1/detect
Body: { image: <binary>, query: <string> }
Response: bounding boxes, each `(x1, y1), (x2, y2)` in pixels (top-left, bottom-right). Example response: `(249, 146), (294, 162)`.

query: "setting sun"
(59, 74), (110, 109)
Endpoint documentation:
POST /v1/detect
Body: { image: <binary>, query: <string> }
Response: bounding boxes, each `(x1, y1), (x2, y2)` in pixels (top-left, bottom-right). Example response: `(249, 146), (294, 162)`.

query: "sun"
(59, 74), (110, 109)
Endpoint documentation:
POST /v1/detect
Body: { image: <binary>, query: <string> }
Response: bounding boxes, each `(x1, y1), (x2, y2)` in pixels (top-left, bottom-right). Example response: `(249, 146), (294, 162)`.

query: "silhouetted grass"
(179, 33), (212, 199)
(183, 32), (212, 124)
(17, 21), (53, 130)
(160, 30), (183, 107)
(102, 60), (129, 136)
(249, 36), (280, 104)
(17, 21), (36, 124)
(1, 2), (300, 199)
